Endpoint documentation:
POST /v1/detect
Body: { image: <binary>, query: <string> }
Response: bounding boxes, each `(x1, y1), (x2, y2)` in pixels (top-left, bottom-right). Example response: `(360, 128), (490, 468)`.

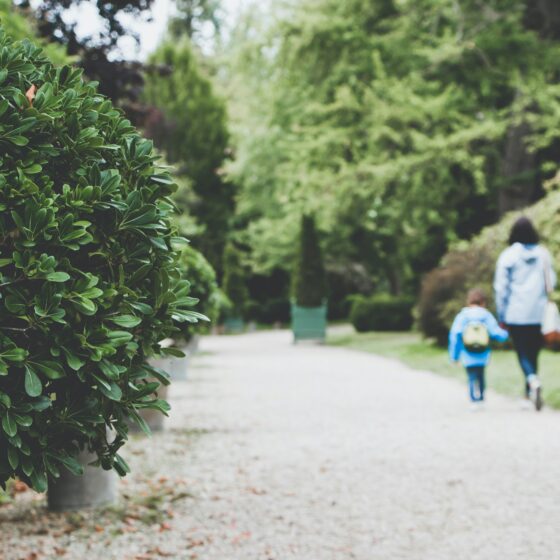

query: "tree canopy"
(1, 0), (68, 64)
(144, 37), (233, 274)
(224, 0), (560, 294)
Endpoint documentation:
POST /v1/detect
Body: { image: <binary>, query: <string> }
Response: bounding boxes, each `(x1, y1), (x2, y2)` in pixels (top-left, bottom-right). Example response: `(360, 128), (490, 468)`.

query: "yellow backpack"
(462, 321), (490, 353)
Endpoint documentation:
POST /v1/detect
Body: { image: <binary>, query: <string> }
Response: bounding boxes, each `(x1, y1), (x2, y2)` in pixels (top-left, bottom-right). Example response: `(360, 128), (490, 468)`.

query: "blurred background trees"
(6, 0), (560, 333)
(222, 0), (560, 330)
(144, 38), (233, 274)
(15, 0), (155, 115)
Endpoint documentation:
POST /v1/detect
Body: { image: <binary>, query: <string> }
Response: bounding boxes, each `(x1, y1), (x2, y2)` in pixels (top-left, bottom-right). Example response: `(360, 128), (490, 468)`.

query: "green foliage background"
(223, 0), (560, 298)
(0, 1), (68, 65)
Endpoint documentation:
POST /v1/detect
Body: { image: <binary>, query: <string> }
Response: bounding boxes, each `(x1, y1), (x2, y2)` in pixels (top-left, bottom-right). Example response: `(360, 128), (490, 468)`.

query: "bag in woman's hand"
(542, 300), (560, 345)
(541, 249), (560, 345)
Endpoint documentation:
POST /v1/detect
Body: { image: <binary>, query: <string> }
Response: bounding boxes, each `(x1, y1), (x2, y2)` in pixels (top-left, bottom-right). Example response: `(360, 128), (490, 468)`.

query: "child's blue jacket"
(448, 306), (509, 367)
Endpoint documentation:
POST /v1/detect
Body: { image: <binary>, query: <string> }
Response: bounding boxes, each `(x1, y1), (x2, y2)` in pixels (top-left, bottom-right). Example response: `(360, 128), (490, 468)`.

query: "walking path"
(3, 329), (560, 559)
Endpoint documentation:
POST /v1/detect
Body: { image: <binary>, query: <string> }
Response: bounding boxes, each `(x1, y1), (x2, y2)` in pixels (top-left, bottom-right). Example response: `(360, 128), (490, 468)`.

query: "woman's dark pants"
(508, 324), (543, 396)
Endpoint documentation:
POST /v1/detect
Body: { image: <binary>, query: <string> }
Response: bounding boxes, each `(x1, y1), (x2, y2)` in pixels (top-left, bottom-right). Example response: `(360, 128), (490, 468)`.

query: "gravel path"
(2, 329), (560, 559)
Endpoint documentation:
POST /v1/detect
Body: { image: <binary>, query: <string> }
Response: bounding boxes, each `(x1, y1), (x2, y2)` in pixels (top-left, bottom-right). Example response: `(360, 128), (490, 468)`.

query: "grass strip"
(329, 331), (560, 409)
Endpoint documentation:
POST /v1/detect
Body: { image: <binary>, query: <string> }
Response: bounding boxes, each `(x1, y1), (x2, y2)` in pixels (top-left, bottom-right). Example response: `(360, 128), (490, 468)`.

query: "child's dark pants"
(466, 366), (485, 402)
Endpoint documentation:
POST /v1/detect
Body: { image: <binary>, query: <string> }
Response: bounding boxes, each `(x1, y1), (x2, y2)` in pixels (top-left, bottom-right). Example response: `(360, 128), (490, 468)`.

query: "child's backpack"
(462, 321), (490, 353)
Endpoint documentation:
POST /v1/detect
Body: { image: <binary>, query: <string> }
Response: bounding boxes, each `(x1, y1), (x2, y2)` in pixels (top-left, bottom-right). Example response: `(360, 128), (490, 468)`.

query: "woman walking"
(494, 217), (556, 410)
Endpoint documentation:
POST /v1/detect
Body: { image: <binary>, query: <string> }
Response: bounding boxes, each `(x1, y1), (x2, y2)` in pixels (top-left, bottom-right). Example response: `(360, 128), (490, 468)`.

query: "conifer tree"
(292, 216), (327, 308)
(222, 244), (249, 318)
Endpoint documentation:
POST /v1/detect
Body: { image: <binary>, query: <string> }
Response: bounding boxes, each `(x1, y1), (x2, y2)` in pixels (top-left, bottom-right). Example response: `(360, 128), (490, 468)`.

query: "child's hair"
(467, 288), (487, 307)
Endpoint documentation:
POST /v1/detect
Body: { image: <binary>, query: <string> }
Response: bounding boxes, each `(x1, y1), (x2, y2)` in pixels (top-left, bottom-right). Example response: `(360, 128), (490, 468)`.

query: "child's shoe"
(519, 398), (532, 411)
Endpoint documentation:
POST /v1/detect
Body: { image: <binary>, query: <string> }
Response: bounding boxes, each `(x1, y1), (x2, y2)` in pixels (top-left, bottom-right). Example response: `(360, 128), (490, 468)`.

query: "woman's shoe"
(528, 375), (543, 411)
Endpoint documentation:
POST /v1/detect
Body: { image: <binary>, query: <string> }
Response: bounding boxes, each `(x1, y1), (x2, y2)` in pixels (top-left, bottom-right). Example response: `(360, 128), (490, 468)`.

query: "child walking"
(449, 288), (509, 410)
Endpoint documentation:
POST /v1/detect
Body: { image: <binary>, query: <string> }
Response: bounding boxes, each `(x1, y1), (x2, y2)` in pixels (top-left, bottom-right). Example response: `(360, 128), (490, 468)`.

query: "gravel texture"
(2, 329), (560, 559)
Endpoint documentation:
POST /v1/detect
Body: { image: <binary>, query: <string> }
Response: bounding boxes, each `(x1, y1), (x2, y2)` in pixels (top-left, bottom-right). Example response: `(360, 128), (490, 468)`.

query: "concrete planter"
(47, 448), (117, 512)
(150, 354), (189, 382)
(186, 334), (200, 354)
(133, 364), (170, 433)
(291, 303), (327, 343)
(130, 337), (199, 434)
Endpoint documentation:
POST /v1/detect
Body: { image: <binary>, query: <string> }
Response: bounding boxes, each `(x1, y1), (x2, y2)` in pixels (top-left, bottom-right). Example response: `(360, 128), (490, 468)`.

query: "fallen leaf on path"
(146, 547), (174, 557)
(13, 480), (29, 494)
(231, 531), (252, 545)
(186, 538), (205, 549)
(246, 487), (266, 495)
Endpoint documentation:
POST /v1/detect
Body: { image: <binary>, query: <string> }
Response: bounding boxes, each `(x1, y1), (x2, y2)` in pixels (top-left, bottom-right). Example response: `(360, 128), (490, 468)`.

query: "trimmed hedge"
(350, 294), (414, 332)
(246, 298), (291, 325)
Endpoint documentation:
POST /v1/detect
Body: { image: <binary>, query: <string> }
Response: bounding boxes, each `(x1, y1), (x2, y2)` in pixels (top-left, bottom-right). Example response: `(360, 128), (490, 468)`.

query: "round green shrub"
(292, 215), (327, 308)
(350, 294), (414, 332)
(417, 246), (496, 345)
(0, 31), (201, 492)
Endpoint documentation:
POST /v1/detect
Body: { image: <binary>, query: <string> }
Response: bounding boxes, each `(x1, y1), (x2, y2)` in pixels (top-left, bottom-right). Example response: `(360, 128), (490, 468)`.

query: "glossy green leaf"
(46, 272), (70, 282)
(2, 412), (17, 437)
(24, 366), (42, 397)
(109, 315), (142, 328)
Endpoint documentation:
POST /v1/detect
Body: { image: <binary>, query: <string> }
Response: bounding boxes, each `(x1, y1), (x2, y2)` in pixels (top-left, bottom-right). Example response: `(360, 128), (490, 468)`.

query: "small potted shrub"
(149, 245), (219, 384)
(291, 215), (327, 342)
(0, 31), (202, 510)
(178, 244), (221, 348)
(221, 243), (248, 333)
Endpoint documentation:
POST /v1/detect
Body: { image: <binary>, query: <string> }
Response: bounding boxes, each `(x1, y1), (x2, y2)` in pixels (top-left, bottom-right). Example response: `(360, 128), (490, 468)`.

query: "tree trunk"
(498, 121), (539, 216)
(387, 267), (402, 296)
(525, 1), (560, 38)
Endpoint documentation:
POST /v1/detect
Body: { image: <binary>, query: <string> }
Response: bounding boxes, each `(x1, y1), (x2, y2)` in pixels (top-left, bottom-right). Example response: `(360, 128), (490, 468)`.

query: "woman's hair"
(467, 288), (487, 307)
(509, 216), (539, 245)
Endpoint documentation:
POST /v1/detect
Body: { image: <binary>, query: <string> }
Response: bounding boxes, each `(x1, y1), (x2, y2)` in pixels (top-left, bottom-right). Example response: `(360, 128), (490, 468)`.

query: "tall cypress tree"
(144, 39), (233, 275)
(292, 215), (327, 308)
(222, 243), (249, 318)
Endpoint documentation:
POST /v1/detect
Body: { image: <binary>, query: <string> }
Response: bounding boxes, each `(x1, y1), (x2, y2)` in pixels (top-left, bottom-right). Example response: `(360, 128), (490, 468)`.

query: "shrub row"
(246, 298), (291, 325)
(350, 295), (414, 332)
